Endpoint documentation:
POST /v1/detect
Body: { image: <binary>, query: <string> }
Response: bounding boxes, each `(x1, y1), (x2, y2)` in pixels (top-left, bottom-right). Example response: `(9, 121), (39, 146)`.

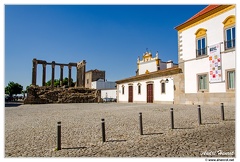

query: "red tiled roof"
(116, 67), (182, 84)
(175, 5), (225, 30)
(185, 5), (220, 23)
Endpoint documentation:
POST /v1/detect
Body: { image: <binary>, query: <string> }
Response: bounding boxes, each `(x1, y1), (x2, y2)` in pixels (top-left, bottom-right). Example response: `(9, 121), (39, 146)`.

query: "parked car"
(5, 95), (13, 102)
(102, 98), (117, 102)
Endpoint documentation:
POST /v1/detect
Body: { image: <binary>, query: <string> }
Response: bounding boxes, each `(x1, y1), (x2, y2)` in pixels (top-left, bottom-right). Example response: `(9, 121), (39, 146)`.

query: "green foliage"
(5, 81), (23, 96)
(62, 77), (69, 86)
(26, 85), (30, 92)
(45, 77), (75, 87)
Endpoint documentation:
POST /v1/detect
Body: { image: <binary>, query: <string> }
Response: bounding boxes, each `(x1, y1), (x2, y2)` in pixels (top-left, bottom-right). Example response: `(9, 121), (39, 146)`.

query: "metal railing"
(224, 39), (235, 50)
(196, 48), (207, 57)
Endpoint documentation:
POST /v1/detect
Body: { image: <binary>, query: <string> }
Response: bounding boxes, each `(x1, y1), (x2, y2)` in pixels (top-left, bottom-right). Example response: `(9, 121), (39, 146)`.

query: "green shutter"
(199, 75), (207, 90)
(228, 71), (235, 89)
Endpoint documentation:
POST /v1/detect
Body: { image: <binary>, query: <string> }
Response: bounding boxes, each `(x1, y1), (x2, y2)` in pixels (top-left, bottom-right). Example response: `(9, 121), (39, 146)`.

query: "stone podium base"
(24, 86), (100, 104)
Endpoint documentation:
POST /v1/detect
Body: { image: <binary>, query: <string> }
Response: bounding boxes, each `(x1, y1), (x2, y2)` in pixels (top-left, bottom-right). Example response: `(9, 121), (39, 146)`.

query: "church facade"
(116, 51), (181, 104)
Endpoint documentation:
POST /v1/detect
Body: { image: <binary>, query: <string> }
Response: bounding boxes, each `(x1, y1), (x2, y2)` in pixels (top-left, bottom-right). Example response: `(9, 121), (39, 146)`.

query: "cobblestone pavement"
(5, 103), (235, 157)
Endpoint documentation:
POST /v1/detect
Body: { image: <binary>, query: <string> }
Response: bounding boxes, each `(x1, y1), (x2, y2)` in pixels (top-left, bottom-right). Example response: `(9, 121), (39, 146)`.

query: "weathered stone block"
(24, 85), (100, 104)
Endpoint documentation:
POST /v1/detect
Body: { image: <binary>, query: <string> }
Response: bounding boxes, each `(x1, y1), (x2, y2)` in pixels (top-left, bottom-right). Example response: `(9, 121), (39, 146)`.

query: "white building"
(101, 89), (117, 99)
(91, 79), (117, 99)
(116, 5), (235, 106)
(175, 5), (235, 105)
(91, 79), (116, 90)
(116, 51), (180, 103)
(84, 69), (116, 100)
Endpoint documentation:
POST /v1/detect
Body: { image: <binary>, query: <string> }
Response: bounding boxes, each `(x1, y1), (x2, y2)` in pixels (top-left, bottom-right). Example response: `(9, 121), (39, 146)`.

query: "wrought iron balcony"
(196, 47), (207, 57)
(224, 39), (235, 50)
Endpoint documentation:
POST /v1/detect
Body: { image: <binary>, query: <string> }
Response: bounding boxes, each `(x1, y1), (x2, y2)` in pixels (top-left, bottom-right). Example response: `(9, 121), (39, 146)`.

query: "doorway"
(147, 84), (153, 103)
(128, 85), (133, 103)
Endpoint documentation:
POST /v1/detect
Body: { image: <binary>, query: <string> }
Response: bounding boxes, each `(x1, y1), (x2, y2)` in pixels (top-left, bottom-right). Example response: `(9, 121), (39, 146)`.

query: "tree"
(62, 77), (75, 86)
(5, 82), (23, 97)
(26, 85), (30, 92)
(45, 77), (75, 87)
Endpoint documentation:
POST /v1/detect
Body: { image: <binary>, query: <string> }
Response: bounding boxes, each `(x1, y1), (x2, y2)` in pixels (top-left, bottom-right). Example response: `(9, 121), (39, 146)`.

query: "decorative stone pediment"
(195, 28), (207, 38)
(222, 15), (235, 28)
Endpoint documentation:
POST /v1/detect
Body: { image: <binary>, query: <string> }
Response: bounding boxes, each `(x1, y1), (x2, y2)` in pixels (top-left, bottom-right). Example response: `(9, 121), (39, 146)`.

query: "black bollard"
(221, 103), (225, 121)
(198, 105), (202, 125)
(139, 112), (143, 135)
(170, 108), (174, 129)
(57, 121), (61, 150)
(101, 119), (106, 142)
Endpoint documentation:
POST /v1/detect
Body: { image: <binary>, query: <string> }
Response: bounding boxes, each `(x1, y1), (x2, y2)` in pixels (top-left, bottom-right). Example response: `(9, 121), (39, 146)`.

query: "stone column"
(42, 63), (46, 86)
(51, 61), (55, 88)
(77, 60), (86, 87)
(81, 62), (86, 87)
(68, 65), (72, 87)
(32, 58), (37, 86)
(60, 65), (64, 87)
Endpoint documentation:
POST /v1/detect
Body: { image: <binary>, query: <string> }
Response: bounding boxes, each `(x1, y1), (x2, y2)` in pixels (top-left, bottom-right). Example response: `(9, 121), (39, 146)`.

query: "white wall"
(181, 8), (235, 93)
(118, 83), (129, 102)
(117, 76), (174, 103)
(139, 60), (157, 75)
(101, 89), (117, 99)
(133, 81), (146, 102)
(154, 78), (174, 102)
(159, 61), (166, 70)
(181, 9), (235, 61)
(92, 80), (116, 90)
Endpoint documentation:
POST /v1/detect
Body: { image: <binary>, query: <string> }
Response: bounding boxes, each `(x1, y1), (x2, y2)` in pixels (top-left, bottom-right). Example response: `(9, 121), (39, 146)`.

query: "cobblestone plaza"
(5, 103), (235, 157)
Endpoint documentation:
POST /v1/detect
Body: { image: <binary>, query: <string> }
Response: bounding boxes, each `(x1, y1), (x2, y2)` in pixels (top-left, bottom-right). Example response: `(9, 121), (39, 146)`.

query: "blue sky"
(5, 5), (207, 89)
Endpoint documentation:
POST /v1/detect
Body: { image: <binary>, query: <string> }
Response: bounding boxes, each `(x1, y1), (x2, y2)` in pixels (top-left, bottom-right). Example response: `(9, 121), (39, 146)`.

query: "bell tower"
(137, 51), (160, 75)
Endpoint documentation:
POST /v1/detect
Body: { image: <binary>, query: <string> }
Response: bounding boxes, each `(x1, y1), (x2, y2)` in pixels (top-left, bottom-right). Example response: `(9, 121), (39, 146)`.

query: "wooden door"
(128, 86), (133, 103)
(147, 84), (153, 103)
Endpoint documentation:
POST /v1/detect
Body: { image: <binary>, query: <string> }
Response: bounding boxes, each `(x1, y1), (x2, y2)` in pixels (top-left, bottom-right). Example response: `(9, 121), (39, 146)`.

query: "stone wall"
(24, 86), (101, 104)
(173, 73), (235, 106)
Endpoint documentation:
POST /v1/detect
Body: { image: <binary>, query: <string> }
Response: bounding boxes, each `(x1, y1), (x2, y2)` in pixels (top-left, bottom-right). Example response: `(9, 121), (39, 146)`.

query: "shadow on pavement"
(62, 146), (87, 150)
(203, 122), (219, 125)
(224, 119), (235, 121)
(173, 127), (194, 130)
(143, 132), (163, 135)
(107, 140), (127, 142)
(5, 102), (23, 107)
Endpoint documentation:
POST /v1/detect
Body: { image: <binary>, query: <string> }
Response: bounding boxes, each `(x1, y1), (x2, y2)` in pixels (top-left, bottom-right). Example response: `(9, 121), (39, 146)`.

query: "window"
(196, 37), (207, 56)
(195, 28), (207, 57)
(225, 26), (235, 50)
(223, 15), (235, 50)
(198, 74), (208, 91)
(161, 82), (165, 94)
(122, 86), (125, 95)
(227, 71), (235, 90)
(138, 84), (141, 94)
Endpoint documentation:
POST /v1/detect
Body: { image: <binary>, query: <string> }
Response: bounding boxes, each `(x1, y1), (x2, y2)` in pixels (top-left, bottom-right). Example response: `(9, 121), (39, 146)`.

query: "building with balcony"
(116, 5), (235, 106)
(175, 5), (235, 105)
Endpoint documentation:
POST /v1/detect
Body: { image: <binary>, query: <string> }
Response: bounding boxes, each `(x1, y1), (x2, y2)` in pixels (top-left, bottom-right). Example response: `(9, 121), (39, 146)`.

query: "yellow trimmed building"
(174, 5), (235, 106)
(116, 5), (235, 106)
(116, 51), (180, 104)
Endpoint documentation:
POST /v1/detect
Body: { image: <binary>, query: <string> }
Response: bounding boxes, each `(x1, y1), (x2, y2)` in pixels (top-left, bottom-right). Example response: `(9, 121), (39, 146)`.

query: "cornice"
(116, 67), (182, 84)
(175, 5), (235, 32)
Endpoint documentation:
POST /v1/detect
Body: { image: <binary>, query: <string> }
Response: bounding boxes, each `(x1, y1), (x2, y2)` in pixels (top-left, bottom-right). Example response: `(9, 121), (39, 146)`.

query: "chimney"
(166, 60), (173, 69)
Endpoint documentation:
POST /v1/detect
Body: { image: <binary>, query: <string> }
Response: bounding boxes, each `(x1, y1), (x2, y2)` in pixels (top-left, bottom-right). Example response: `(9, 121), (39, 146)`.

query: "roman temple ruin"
(24, 58), (101, 104)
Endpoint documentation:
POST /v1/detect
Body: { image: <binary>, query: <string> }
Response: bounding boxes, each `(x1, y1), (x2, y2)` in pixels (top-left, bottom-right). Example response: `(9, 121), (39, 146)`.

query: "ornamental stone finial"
(77, 60), (86, 69)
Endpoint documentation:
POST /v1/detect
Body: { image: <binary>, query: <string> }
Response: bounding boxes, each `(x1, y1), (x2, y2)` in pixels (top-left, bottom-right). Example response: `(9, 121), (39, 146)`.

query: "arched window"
(195, 28), (207, 57)
(121, 85), (125, 95)
(223, 15), (235, 50)
(137, 83), (141, 95)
